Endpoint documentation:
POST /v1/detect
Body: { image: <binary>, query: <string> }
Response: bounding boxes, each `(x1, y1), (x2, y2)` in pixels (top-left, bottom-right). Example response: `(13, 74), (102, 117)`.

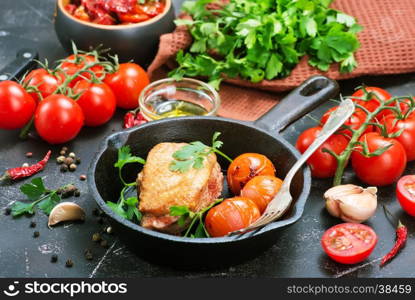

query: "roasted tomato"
(351, 86), (392, 116)
(241, 176), (283, 213)
(321, 223), (378, 264)
(118, 4), (150, 23)
(205, 197), (260, 237)
(396, 175), (415, 216)
(320, 106), (373, 139)
(227, 153), (276, 195)
(296, 127), (349, 178)
(351, 132), (407, 186)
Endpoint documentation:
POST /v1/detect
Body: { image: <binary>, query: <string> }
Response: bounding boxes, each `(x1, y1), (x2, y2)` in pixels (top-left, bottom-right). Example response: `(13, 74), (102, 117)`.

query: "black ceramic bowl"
(54, 0), (175, 67)
(88, 76), (339, 269)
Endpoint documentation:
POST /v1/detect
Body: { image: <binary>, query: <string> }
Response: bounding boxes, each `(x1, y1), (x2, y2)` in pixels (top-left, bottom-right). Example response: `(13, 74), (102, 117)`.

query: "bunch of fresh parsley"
(107, 146), (146, 222)
(169, 0), (362, 88)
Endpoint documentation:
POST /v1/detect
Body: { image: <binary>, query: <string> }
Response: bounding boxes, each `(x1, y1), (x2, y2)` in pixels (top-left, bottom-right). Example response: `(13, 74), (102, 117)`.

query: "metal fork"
(231, 98), (355, 236)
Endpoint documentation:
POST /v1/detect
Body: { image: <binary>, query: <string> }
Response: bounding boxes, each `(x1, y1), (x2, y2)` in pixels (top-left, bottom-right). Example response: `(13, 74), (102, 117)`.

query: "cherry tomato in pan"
(23, 68), (60, 103)
(58, 54), (104, 86)
(227, 153), (276, 195)
(0, 81), (36, 130)
(296, 127), (349, 178)
(321, 223), (378, 264)
(241, 175), (283, 213)
(381, 113), (415, 161)
(351, 86), (391, 117)
(205, 197), (260, 237)
(34, 94), (84, 144)
(320, 106), (373, 139)
(73, 80), (116, 127)
(104, 63), (150, 109)
(396, 175), (415, 216)
(351, 132), (407, 186)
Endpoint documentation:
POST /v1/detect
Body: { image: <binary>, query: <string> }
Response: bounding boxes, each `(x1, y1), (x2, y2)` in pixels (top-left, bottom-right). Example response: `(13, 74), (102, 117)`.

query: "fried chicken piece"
(138, 142), (223, 234)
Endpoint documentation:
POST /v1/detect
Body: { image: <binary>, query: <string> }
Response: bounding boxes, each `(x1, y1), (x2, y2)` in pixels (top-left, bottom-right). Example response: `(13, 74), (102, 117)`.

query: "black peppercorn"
(100, 239), (109, 248)
(51, 254), (58, 263)
(4, 207), (11, 215)
(30, 221), (36, 228)
(60, 164), (68, 172)
(33, 231), (40, 238)
(74, 189), (81, 197)
(65, 259), (73, 268)
(84, 249), (93, 261)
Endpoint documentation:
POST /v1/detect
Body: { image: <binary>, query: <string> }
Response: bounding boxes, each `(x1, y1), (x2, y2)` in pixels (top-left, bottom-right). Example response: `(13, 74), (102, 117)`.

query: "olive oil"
(153, 99), (209, 119)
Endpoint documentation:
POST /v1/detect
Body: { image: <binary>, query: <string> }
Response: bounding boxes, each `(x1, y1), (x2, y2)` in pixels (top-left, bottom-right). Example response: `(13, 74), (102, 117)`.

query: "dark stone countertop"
(1, 0), (415, 278)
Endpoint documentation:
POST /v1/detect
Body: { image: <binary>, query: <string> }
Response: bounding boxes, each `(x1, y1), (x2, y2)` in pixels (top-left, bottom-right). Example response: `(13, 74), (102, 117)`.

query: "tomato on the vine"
(205, 197), (260, 237)
(351, 132), (407, 186)
(296, 127), (349, 178)
(321, 106), (372, 138)
(396, 175), (415, 216)
(58, 54), (104, 86)
(0, 81), (36, 130)
(381, 113), (415, 161)
(227, 153), (276, 195)
(34, 94), (84, 144)
(321, 223), (378, 264)
(104, 63), (150, 109)
(351, 86), (391, 115)
(241, 175), (283, 213)
(23, 68), (60, 103)
(73, 80), (116, 127)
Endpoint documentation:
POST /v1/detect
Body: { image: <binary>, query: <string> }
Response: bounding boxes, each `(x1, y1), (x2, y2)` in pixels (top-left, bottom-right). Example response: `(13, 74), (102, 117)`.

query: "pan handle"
(0, 48), (39, 81)
(254, 75), (339, 134)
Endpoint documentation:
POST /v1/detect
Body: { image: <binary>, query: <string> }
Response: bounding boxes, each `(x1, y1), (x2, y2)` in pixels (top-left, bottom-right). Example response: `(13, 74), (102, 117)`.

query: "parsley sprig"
(169, 132), (232, 173)
(107, 146), (145, 222)
(170, 199), (223, 238)
(11, 177), (66, 217)
(170, 0), (362, 89)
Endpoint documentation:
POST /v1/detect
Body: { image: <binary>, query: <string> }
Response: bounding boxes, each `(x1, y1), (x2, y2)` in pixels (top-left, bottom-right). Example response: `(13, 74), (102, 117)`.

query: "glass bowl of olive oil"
(139, 78), (220, 121)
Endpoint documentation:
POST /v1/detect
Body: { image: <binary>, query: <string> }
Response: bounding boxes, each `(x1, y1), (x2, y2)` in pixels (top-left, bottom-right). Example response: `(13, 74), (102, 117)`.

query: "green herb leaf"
(114, 146), (146, 169)
(37, 193), (60, 215)
(107, 201), (127, 219)
(20, 177), (46, 201)
(11, 201), (35, 217)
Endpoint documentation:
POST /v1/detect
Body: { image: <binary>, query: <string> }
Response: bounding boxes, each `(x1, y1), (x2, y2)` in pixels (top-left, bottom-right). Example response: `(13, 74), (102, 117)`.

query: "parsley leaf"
(169, 132), (232, 173)
(114, 145), (146, 169)
(11, 177), (65, 217)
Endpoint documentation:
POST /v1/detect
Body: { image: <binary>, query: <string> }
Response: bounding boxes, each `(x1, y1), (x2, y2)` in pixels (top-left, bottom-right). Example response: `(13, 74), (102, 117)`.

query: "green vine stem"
(332, 95), (412, 186)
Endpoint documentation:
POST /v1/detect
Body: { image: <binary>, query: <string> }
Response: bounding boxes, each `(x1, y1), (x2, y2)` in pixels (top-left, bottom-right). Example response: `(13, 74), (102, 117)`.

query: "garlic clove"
(324, 184), (377, 223)
(48, 202), (86, 227)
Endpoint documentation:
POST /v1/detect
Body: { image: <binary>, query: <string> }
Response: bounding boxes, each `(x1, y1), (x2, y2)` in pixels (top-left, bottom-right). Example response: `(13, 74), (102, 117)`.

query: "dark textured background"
(0, 0), (415, 278)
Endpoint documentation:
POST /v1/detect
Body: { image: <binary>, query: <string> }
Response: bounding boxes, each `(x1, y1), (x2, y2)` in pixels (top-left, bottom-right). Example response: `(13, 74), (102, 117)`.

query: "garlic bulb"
(324, 184), (377, 223)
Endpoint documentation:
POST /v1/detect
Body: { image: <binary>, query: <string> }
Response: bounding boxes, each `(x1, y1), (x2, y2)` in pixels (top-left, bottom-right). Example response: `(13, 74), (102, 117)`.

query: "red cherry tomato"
(379, 97), (414, 119)
(34, 94), (84, 144)
(104, 63), (150, 109)
(381, 113), (415, 161)
(118, 4), (150, 23)
(321, 223), (378, 264)
(73, 80), (116, 127)
(58, 54), (104, 86)
(227, 153), (276, 195)
(205, 197), (260, 237)
(351, 132), (407, 186)
(396, 175), (415, 216)
(351, 86), (391, 116)
(296, 127), (349, 178)
(23, 68), (60, 103)
(321, 106), (373, 139)
(240, 175), (283, 213)
(0, 81), (36, 129)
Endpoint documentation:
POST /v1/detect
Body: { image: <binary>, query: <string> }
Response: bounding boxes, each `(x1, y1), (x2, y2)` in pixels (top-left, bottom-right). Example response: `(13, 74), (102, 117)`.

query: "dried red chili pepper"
(0, 150), (51, 181)
(123, 111), (147, 129)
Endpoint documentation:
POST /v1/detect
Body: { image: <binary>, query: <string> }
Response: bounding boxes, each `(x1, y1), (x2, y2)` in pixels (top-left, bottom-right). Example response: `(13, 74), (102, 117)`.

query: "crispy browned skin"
(138, 142), (223, 234)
